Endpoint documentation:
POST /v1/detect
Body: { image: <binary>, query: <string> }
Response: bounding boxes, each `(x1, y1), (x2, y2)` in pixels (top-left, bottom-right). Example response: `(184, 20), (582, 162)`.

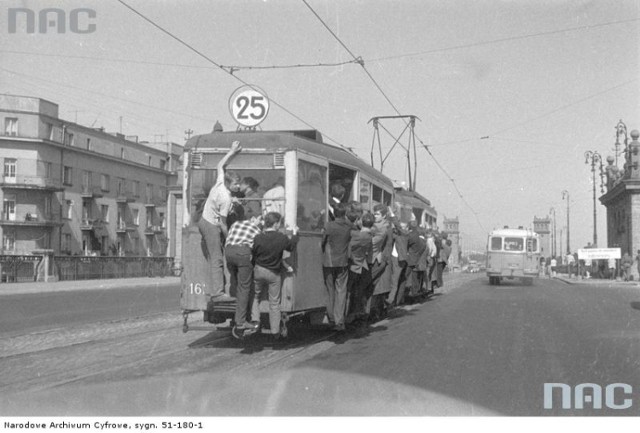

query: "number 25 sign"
(229, 85), (270, 128)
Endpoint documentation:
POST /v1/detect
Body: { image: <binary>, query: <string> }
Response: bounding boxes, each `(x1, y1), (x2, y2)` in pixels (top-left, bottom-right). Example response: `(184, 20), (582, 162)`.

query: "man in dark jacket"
(321, 203), (352, 331)
(387, 220), (409, 306)
(406, 220), (426, 297)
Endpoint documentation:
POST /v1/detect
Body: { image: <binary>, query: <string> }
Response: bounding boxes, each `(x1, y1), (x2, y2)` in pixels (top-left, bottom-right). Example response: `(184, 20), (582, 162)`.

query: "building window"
(3, 194), (16, 221)
(121, 148), (125, 159)
(44, 196), (51, 217)
(63, 166), (73, 186)
(159, 211), (165, 228)
(132, 181), (139, 197)
(65, 200), (74, 220)
(101, 204), (109, 222)
(65, 132), (75, 146)
(133, 208), (140, 225)
(86, 138), (91, 150)
(45, 162), (52, 179)
(160, 159), (166, 170)
(146, 183), (152, 202)
(82, 170), (91, 191)
(3, 158), (17, 180)
(148, 156), (152, 166)
(62, 233), (71, 254)
(100, 174), (110, 192)
(3, 231), (15, 252)
(4, 118), (18, 136)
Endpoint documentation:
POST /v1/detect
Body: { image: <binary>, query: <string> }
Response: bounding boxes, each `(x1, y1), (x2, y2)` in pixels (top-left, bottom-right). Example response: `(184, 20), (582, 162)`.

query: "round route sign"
(228, 85), (270, 128)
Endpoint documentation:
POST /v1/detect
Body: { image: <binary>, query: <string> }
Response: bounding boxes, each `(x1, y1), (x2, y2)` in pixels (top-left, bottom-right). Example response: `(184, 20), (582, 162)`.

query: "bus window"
(504, 237), (524, 251)
(490, 237), (502, 251)
(298, 159), (327, 232)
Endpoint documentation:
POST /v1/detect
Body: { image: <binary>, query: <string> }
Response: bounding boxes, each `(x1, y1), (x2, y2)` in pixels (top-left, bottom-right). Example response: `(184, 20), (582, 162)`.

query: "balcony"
(144, 225), (165, 235)
(144, 195), (165, 208)
(81, 185), (104, 199)
(116, 221), (137, 233)
(0, 213), (60, 227)
(115, 191), (136, 203)
(0, 174), (63, 191)
(80, 218), (105, 231)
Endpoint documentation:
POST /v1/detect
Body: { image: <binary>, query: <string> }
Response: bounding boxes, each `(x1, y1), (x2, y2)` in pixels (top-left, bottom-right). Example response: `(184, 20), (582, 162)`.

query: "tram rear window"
(504, 237), (524, 251)
(490, 237), (502, 251)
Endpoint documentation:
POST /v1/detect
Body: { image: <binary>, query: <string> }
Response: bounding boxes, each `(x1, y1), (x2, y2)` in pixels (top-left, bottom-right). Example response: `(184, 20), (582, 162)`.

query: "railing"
(0, 255), (41, 283)
(56, 256), (175, 281)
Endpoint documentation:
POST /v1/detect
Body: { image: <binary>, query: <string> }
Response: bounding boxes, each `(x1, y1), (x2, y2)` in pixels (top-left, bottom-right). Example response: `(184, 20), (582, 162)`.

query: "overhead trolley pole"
(368, 115), (419, 191)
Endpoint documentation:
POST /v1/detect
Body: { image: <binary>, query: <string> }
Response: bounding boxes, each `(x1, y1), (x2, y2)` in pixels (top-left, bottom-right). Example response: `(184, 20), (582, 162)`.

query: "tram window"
(189, 168), (284, 222)
(298, 159), (327, 232)
(526, 238), (538, 253)
(360, 180), (371, 208)
(504, 237), (524, 251)
(383, 190), (392, 206)
(372, 185), (383, 205)
(490, 237), (502, 251)
(329, 164), (356, 203)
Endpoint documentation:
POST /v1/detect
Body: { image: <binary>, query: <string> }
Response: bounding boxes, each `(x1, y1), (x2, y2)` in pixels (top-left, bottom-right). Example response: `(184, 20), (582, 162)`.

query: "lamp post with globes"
(562, 190), (570, 254)
(549, 207), (556, 257)
(584, 151), (605, 247)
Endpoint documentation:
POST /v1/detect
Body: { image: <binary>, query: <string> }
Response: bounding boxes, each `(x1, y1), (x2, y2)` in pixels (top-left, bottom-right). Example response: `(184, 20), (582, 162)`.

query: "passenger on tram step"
(405, 220), (426, 297)
(199, 141), (242, 303)
(251, 212), (299, 339)
(388, 221), (409, 307)
(321, 202), (352, 332)
(346, 210), (373, 324)
(328, 183), (346, 221)
(435, 234), (452, 290)
(370, 204), (394, 306)
(424, 230), (438, 292)
(224, 206), (262, 338)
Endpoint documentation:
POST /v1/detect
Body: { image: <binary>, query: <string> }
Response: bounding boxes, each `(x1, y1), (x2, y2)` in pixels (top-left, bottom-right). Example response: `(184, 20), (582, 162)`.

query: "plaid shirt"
(225, 220), (261, 248)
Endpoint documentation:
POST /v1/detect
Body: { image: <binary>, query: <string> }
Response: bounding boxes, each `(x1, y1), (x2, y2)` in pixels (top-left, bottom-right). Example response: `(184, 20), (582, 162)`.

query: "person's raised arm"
(216, 140), (241, 184)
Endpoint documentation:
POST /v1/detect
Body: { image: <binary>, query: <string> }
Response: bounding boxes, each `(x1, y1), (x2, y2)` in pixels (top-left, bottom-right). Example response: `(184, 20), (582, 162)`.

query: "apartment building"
(0, 94), (182, 257)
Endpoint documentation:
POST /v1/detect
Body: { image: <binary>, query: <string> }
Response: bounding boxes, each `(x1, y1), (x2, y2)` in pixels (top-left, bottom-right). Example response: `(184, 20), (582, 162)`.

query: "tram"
(180, 128), (436, 335)
(485, 227), (540, 285)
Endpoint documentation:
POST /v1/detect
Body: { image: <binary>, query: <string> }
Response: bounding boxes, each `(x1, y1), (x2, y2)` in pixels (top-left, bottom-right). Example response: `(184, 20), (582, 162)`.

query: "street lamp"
(614, 120), (628, 167)
(562, 190), (570, 254)
(584, 151), (605, 247)
(549, 207), (556, 257)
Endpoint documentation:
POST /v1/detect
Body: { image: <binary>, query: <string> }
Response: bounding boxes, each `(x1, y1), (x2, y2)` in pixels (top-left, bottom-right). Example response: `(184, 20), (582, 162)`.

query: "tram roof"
(489, 228), (538, 237)
(394, 188), (437, 217)
(185, 129), (393, 187)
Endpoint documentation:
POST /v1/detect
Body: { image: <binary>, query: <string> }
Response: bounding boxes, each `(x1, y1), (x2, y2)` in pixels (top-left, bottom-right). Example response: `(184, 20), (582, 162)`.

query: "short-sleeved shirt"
(225, 220), (261, 248)
(202, 180), (232, 225)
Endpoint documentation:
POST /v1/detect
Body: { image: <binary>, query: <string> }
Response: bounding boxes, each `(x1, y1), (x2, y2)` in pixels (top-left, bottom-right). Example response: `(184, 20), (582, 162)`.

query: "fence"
(0, 255), (175, 283)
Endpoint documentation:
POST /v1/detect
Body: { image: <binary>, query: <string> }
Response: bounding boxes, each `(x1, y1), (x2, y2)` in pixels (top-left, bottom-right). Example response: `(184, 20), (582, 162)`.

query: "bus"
(486, 227), (540, 285)
(179, 128), (437, 335)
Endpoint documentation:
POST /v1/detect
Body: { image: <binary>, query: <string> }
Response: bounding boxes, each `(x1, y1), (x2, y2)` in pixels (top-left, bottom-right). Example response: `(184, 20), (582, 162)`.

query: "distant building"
(533, 216), (551, 257)
(600, 129), (640, 255)
(0, 94), (182, 259)
(441, 216), (461, 269)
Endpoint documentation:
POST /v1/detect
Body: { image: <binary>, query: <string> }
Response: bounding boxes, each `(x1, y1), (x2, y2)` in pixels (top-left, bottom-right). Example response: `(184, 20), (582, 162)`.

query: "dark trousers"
(197, 218), (225, 297)
(348, 268), (372, 318)
(388, 257), (408, 305)
(225, 244), (253, 326)
(323, 266), (349, 325)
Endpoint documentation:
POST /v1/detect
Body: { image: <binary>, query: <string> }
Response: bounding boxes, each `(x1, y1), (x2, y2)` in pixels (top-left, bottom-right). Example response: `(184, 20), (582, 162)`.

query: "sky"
(1, 0), (639, 254)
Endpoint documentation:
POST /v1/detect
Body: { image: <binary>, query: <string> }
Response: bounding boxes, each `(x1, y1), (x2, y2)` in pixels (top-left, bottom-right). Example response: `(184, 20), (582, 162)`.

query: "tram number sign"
(229, 85), (270, 128)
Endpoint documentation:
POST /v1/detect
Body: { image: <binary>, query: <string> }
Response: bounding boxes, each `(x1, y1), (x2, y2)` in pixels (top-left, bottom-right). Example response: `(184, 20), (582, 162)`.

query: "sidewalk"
(553, 274), (640, 287)
(0, 276), (180, 296)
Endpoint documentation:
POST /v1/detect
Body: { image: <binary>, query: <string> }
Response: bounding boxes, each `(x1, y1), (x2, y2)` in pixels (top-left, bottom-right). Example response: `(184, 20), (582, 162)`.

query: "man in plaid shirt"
(224, 204), (262, 337)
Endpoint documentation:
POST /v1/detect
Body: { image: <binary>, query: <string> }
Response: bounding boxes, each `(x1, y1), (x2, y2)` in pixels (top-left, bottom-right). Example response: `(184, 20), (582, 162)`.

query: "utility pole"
(562, 190), (570, 253)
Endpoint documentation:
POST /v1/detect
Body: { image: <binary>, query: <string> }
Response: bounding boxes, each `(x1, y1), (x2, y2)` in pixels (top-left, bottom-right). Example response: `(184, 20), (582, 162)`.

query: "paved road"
(0, 278), (181, 337)
(2, 273), (640, 416)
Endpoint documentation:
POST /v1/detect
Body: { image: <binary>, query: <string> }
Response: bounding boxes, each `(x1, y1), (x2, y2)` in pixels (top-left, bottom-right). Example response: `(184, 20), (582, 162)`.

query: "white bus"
(486, 227), (540, 285)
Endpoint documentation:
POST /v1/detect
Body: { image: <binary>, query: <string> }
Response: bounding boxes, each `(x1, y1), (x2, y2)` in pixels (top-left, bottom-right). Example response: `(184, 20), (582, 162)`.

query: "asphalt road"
(2, 274), (640, 416)
(0, 283), (181, 337)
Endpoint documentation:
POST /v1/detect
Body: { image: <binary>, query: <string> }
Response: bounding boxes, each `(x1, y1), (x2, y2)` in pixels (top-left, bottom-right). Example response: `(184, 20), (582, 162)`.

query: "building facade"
(442, 216), (461, 269)
(600, 129), (640, 256)
(533, 216), (551, 258)
(0, 94), (182, 258)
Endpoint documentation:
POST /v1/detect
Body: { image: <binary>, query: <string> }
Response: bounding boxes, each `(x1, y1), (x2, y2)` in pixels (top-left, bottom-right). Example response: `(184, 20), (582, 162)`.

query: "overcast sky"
(2, 0), (639, 253)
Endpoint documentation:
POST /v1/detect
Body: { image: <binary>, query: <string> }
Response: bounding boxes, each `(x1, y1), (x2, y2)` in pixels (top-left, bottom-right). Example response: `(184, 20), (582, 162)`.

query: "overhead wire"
(301, 0), (486, 232)
(114, 0), (351, 152)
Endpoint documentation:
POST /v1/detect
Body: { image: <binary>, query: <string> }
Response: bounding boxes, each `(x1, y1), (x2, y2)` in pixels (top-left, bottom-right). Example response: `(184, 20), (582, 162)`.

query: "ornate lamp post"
(614, 120), (628, 167)
(549, 207), (556, 257)
(584, 151), (605, 247)
(562, 190), (570, 253)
